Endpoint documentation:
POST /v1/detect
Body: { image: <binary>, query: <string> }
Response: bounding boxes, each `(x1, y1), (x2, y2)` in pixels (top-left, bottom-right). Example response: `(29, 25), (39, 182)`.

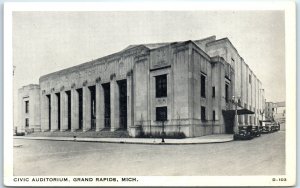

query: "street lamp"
(158, 109), (167, 143)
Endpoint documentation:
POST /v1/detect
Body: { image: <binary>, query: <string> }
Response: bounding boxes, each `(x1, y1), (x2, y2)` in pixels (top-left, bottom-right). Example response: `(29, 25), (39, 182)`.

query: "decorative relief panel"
(150, 46), (170, 69)
(119, 61), (127, 77)
(155, 97), (167, 106)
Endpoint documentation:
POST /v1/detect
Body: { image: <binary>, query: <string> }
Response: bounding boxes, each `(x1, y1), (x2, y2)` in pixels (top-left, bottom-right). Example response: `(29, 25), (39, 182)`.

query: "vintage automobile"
(269, 122), (277, 132)
(250, 125), (261, 137)
(273, 122), (280, 131)
(261, 121), (272, 133)
(233, 126), (254, 140)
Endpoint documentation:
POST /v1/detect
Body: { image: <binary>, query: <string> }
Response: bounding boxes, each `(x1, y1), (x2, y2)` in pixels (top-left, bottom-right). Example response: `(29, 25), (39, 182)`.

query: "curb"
(13, 136), (234, 145)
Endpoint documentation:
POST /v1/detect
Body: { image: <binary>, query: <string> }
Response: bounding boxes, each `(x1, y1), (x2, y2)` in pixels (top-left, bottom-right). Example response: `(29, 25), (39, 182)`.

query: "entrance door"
(76, 88), (83, 130)
(223, 111), (234, 134)
(89, 86), (96, 130)
(118, 80), (127, 129)
(102, 83), (111, 128)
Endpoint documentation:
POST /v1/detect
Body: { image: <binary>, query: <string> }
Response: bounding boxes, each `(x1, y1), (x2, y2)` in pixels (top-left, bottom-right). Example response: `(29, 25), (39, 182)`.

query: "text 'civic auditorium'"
(18, 36), (266, 137)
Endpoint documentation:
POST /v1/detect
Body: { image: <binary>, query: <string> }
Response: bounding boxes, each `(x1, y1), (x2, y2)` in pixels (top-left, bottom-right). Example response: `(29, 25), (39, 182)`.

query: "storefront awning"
(222, 108), (255, 115)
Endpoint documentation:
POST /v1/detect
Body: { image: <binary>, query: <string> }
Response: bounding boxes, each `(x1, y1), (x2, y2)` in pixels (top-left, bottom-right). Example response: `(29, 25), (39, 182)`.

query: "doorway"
(66, 90), (71, 130)
(102, 83), (111, 128)
(76, 88), (83, 130)
(222, 111), (234, 134)
(118, 80), (127, 129)
(89, 86), (96, 130)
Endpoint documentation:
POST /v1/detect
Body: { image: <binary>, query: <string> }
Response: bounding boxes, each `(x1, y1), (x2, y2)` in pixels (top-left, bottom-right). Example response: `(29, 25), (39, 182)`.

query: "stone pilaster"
(50, 93), (58, 131)
(110, 75), (120, 131)
(127, 74), (133, 130)
(71, 88), (79, 131)
(83, 86), (91, 132)
(41, 94), (50, 131)
(60, 91), (68, 131)
(239, 115), (245, 126)
(244, 114), (248, 125)
(96, 83), (105, 131)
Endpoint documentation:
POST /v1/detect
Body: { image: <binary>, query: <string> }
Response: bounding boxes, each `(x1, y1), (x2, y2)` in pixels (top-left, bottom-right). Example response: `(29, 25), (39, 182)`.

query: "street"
(13, 131), (285, 176)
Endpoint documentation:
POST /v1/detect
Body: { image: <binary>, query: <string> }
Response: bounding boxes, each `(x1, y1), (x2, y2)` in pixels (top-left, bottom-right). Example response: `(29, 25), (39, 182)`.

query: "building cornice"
(39, 45), (150, 82)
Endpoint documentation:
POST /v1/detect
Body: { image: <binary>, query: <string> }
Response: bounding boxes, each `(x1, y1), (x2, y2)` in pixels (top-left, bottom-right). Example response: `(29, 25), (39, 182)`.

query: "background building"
(18, 36), (266, 137)
(274, 102), (285, 122)
(265, 102), (276, 121)
(265, 101), (285, 130)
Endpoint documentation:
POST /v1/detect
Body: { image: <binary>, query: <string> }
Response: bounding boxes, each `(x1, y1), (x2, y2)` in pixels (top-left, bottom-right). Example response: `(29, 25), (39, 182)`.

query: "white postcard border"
(3, 1), (296, 186)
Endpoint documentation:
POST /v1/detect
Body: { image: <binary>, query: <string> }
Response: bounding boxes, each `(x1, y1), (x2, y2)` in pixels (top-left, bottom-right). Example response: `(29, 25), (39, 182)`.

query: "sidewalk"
(14, 134), (233, 145)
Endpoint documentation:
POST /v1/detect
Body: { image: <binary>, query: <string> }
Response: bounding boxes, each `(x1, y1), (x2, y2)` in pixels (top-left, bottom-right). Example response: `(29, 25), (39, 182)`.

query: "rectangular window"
(25, 101), (29, 113)
(156, 107), (167, 121)
(225, 84), (229, 103)
(25, 118), (29, 127)
(249, 74), (252, 84)
(201, 74), (206, 98)
(155, 74), (167, 98)
(201, 106), (206, 121)
(213, 110), (216, 121)
(212, 87), (215, 98)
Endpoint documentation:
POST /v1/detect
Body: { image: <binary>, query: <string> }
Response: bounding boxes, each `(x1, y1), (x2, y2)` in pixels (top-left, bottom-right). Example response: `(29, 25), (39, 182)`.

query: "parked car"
(234, 126), (254, 140)
(274, 122), (280, 131)
(250, 125), (261, 137)
(269, 122), (277, 132)
(261, 122), (271, 133)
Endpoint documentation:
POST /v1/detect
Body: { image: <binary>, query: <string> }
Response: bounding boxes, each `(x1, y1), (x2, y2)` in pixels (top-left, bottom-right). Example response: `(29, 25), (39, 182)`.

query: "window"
(156, 107), (167, 121)
(25, 101), (29, 113)
(212, 110), (216, 121)
(225, 84), (229, 103)
(212, 87), (215, 98)
(25, 118), (29, 127)
(249, 74), (252, 84)
(201, 74), (206, 98)
(201, 106), (206, 121)
(155, 75), (167, 98)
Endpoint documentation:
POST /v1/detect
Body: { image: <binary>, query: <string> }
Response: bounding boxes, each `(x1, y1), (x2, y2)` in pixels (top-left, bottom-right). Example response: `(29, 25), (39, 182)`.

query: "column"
(110, 76), (120, 131)
(127, 75), (133, 130)
(83, 86), (91, 132)
(71, 89), (79, 131)
(240, 115), (245, 126)
(60, 91), (68, 131)
(96, 83), (105, 131)
(41, 94), (50, 131)
(245, 114), (248, 125)
(50, 93), (58, 131)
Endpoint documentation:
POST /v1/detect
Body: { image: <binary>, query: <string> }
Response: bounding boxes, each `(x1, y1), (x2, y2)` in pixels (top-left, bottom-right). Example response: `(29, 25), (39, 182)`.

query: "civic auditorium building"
(18, 36), (266, 137)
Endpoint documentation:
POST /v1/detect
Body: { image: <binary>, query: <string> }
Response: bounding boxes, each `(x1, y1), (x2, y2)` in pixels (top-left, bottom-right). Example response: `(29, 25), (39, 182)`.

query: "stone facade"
(18, 84), (41, 133)
(17, 36), (266, 137)
(266, 101), (285, 123)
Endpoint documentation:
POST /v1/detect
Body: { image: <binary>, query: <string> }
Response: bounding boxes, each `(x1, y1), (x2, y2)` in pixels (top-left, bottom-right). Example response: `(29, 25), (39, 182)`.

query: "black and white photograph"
(3, 1), (296, 187)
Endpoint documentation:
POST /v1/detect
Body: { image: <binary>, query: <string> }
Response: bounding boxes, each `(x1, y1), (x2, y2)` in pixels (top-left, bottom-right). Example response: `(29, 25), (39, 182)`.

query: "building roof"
(40, 39), (212, 81)
(123, 42), (171, 51)
(124, 36), (217, 51)
(39, 36), (250, 82)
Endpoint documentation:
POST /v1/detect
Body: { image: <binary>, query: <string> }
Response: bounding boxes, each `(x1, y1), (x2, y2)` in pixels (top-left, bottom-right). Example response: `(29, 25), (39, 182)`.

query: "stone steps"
(27, 129), (130, 138)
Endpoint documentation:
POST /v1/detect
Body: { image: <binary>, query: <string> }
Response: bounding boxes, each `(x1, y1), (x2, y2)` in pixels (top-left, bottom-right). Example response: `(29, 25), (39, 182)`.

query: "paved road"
(13, 131), (285, 176)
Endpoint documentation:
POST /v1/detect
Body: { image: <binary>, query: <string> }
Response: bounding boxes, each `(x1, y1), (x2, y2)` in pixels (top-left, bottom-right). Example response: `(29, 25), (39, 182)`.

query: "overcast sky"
(13, 11), (285, 111)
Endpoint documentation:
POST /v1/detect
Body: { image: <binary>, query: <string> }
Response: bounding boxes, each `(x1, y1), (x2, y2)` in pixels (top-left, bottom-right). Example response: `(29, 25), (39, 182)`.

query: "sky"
(12, 11), (285, 120)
